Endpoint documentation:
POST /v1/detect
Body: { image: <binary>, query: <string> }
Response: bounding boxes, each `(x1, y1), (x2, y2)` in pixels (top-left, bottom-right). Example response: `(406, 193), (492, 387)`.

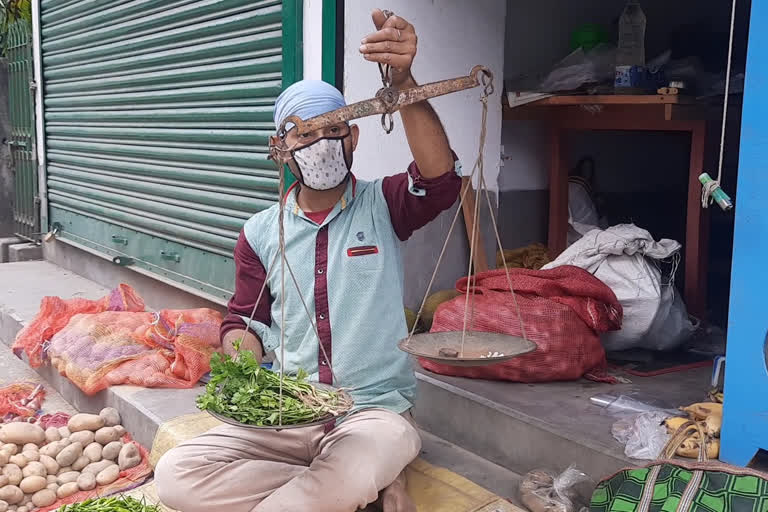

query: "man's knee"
(155, 447), (199, 511)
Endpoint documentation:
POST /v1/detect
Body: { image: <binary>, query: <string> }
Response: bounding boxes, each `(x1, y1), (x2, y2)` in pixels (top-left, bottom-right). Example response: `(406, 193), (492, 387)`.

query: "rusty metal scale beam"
(278, 65), (494, 138)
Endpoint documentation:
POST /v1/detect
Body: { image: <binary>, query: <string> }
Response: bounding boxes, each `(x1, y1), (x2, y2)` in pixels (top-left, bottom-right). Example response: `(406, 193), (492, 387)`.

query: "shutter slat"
(43, 0), (286, 299)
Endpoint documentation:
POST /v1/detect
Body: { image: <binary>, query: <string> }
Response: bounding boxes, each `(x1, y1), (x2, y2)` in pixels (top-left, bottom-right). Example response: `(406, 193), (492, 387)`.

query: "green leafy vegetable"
(196, 340), (352, 426)
(58, 495), (161, 511)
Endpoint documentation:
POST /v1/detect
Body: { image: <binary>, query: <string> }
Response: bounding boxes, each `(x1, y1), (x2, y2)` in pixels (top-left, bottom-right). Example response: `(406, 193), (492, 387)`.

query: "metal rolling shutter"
(40, 0), (301, 301)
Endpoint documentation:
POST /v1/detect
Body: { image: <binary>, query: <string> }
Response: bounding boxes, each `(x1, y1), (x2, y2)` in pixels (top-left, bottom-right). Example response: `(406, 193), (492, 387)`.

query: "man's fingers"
(382, 14), (410, 30)
(361, 27), (414, 44)
(359, 40), (414, 56)
(371, 8), (388, 30)
(362, 52), (411, 70)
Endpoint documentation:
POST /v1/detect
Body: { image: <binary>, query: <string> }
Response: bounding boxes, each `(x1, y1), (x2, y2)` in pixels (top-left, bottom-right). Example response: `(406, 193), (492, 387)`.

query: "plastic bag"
(643, 286), (697, 351)
(520, 466), (595, 512)
(611, 411), (672, 460)
(540, 44), (616, 92)
(591, 392), (680, 418)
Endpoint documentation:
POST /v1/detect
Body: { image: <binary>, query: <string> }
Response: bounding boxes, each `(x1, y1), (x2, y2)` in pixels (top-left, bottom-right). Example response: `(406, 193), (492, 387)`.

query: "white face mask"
(292, 138), (350, 191)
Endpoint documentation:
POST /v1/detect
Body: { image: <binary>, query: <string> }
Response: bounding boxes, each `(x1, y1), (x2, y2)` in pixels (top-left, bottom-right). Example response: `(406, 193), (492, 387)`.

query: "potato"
(0, 452), (8, 466)
(101, 442), (121, 461)
(38, 455), (58, 476)
(76, 472), (96, 492)
(47, 482), (59, 491)
(17, 506), (28, 512)
(56, 481), (78, 499)
(19, 475), (47, 494)
(0, 486), (22, 505)
(0, 477), (7, 488)
(0, 424), (45, 446)
(96, 464), (120, 486)
(118, 443), (140, 471)
(94, 427), (120, 446)
(82, 460), (113, 476)
(71, 455), (90, 472)
(1, 444), (18, 455)
(0, 499), (7, 512)
(57, 466), (72, 475)
(113, 425), (126, 438)
(68, 431), (95, 447)
(58, 427), (71, 439)
(99, 408), (121, 428)
(39, 441), (65, 459)
(67, 414), (104, 433)
(57, 471), (80, 485)
(83, 443), (102, 463)
(44, 428), (61, 445)
(31, 488), (56, 508)
(21, 462), (46, 479)
(21, 444), (37, 453)
(45, 475), (56, 485)
(56, 442), (83, 467)
(2, 465), (22, 486)
(8, 455), (27, 469)
(20, 451), (38, 463)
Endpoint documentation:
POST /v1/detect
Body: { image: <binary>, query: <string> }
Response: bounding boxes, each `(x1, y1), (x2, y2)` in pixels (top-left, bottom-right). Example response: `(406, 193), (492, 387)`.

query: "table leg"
(685, 123), (709, 321)
(548, 128), (568, 257)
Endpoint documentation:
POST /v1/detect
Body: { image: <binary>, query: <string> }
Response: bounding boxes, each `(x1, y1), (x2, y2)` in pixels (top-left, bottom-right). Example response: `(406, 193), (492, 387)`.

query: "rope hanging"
(405, 75), (530, 357)
(700, 0), (737, 211)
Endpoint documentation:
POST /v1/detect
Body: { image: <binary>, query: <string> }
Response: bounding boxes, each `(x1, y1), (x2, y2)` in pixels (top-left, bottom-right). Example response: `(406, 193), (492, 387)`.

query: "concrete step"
(419, 430), (522, 504)
(414, 365), (713, 481)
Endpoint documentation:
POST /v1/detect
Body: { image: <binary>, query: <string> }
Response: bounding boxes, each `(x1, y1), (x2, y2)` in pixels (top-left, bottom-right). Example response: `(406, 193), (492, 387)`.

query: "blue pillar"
(720, 0), (768, 466)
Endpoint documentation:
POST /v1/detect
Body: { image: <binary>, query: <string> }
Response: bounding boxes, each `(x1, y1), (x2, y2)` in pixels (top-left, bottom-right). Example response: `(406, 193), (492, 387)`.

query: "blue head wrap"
(274, 80), (346, 129)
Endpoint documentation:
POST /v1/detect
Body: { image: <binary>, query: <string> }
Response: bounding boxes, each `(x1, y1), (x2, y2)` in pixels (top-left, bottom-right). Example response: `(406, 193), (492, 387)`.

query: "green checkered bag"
(591, 424), (768, 512)
(591, 462), (768, 512)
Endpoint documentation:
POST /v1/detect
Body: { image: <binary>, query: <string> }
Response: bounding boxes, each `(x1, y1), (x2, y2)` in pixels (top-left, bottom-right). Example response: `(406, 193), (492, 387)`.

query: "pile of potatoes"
(0, 408), (141, 512)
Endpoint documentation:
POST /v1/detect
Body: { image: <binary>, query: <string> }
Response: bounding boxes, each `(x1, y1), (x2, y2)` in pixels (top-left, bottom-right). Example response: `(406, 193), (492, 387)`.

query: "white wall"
(343, 0), (506, 194)
(302, 0), (323, 81)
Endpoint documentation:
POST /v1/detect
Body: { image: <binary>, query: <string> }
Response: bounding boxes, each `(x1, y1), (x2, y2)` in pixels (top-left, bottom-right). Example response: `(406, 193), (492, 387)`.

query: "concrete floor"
(416, 365), (713, 478)
(426, 366), (711, 459)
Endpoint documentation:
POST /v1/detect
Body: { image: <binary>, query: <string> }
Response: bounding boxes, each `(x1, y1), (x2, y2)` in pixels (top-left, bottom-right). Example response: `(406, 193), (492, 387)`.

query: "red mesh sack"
(47, 307), (222, 395)
(13, 283), (222, 395)
(13, 284), (145, 367)
(420, 266), (623, 382)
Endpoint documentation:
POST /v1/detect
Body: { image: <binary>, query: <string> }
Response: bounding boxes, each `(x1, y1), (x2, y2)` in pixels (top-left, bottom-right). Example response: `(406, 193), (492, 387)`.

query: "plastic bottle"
(615, 0), (646, 93)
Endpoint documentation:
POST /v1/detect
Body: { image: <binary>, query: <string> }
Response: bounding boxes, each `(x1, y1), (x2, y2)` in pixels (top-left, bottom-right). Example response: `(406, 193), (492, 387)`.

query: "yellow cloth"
(145, 412), (522, 512)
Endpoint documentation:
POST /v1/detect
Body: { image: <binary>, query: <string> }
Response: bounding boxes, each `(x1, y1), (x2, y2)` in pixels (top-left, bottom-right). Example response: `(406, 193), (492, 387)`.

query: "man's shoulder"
(242, 204), (280, 248)
(353, 177), (385, 203)
(246, 204), (280, 226)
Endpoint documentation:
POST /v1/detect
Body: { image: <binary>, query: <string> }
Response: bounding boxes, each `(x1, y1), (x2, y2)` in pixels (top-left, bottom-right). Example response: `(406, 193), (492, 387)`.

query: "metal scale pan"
(203, 383), (354, 431)
(398, 331), (537, 367)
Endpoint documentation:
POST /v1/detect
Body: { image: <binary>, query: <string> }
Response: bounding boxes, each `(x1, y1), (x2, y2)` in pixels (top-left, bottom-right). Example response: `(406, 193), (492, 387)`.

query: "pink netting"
(421, 266), (623, 383)
(13, 284), (145, 367)
(0, 382), (44, 421)
(13, 284), (222, 395)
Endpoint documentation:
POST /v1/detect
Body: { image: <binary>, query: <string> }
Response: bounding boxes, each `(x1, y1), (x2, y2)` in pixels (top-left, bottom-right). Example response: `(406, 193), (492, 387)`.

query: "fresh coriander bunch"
(196, 339), (352, 426)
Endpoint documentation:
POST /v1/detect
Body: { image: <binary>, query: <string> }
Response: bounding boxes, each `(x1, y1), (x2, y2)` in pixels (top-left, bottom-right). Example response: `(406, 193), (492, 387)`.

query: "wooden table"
(505, 94), (715, 320)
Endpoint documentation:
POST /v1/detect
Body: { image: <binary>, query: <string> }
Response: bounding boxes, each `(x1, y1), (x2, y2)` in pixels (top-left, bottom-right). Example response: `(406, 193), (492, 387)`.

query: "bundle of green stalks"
(196, 340), (353, 426)
(58, 496), (161, 511)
